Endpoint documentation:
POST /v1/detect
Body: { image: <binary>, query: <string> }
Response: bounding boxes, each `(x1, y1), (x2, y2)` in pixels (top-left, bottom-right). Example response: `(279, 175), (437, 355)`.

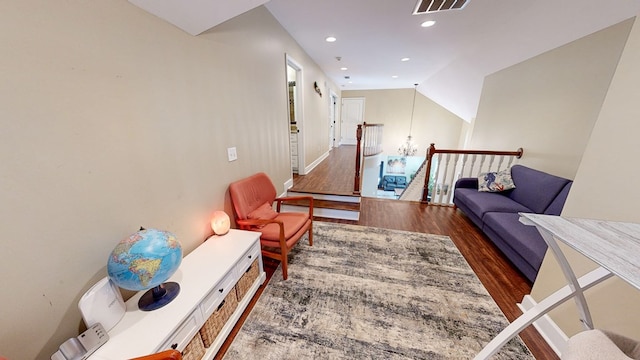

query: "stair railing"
(353, 122), (384, 194)
(422, 143), (524, 205)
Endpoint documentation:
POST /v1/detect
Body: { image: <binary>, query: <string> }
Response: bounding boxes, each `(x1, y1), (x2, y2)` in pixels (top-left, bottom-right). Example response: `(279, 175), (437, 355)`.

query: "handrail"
(353, 124), (363, 194)
(421, 143), (524, 204)
(354, 122), (384, 194)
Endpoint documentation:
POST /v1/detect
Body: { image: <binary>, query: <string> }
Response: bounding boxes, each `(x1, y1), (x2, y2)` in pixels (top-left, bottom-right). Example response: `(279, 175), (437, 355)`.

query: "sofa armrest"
(455, 177), (478, 189)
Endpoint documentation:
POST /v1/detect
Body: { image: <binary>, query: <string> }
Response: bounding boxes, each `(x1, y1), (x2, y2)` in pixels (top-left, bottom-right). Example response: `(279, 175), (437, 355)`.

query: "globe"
(107, 228), (183, 311)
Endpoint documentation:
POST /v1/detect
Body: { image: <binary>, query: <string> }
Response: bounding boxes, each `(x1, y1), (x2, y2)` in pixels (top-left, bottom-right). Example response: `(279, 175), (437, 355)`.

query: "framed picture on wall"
(386, 156), (407, 174)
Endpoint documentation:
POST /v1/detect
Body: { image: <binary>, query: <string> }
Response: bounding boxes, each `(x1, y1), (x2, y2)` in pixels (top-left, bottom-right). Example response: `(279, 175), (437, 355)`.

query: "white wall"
(531, 15), (640, 340)
(0, 2), (338, 359)
(470, 19), (634, 179)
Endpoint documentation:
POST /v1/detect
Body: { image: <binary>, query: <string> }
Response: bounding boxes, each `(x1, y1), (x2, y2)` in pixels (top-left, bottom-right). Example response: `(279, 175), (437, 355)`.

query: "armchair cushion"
(228, 173), (277, 222)
(260, 212), (311, 247)
(247, 202), (278, 225)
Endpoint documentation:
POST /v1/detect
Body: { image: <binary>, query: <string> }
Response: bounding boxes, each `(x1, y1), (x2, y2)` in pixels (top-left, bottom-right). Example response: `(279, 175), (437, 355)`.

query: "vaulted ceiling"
(128, 0), (640, 121)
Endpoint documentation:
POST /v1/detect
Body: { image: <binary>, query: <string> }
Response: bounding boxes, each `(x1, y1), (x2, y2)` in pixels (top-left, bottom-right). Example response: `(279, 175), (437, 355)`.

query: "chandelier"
(398, 84), (419, 156)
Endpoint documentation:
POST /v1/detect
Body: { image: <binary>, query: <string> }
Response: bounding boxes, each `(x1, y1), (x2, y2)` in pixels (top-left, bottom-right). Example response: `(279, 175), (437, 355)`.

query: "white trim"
(286, 54), (305, 175)
(281, 204), (359, 221)
(329, 89), (338, 149)
(518, 295), (568, 357)
(283, 178), (294, 192)
(287, 191), (360, 204)
(303, 150), (330, 174)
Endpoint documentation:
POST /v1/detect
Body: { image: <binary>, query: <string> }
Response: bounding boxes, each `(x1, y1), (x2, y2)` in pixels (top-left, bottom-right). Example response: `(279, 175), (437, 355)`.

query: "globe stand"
(138, 282), (180, 311)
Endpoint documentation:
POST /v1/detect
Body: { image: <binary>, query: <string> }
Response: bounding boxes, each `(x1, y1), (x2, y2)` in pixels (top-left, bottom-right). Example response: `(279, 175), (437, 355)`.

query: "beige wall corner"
(471, 18), (634, 179)
(531, 16), (640, 339)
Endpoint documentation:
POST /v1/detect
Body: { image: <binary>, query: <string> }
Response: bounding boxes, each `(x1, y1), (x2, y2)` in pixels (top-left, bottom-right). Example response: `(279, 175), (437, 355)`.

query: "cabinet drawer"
(158, 312), (200, 352)
(200, 271), (236, 319)
(235, 243), (260, 277)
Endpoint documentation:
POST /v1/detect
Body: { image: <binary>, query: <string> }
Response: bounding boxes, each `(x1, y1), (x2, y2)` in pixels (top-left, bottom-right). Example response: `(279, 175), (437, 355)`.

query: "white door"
(340, 97), (365, 145)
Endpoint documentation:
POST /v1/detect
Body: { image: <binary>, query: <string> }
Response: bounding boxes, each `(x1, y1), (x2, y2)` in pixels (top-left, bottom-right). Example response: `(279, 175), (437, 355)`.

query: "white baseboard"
(303, 150), (330, 175)
(281, 204), (359, 221)
(518, 295), (568, 357)
(287, 191), (360, 203)
(283, 178), (294, 193)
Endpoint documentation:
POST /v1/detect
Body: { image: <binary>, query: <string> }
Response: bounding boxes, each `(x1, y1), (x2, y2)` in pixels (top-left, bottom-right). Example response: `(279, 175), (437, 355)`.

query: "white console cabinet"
(89, 229), (265, 360)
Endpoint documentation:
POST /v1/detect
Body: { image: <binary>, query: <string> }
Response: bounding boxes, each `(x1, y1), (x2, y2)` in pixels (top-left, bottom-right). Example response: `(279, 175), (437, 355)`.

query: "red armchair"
(229, 172), (313, 280)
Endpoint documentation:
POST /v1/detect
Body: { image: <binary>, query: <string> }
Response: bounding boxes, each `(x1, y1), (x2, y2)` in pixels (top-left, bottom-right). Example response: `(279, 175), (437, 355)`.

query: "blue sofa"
(381, 175), (407, 191)
(453, 165), (572, 282)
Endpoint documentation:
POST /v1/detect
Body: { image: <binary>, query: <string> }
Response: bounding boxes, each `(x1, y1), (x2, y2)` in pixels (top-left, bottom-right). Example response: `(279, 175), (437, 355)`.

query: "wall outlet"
(227, 147), (238, 162)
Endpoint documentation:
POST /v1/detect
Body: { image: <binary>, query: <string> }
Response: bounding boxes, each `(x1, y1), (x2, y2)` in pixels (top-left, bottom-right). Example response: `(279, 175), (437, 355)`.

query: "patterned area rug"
(224, 222), (532, 359)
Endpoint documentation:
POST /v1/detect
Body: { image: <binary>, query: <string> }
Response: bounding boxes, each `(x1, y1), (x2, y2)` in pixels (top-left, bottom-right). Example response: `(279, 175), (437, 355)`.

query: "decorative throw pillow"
(247, 202), (278, 228)
(478, 169), (516, 192)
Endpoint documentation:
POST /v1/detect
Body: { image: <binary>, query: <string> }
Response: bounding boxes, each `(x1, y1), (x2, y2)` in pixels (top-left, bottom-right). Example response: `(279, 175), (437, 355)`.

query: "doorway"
(340, 97), (365, 145)
(286, 55), (304, 174)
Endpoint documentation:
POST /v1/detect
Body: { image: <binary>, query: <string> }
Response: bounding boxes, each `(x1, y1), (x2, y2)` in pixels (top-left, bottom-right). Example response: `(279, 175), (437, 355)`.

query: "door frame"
(286, 54), (305, 174)
(329, 89), (338, 149)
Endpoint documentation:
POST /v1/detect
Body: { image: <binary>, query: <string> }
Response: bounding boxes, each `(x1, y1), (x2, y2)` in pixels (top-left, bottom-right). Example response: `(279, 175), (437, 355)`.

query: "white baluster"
(478, 155), (487, 175)
(487, 154), (496, 172)
(444, 154), (459, 204)
(432, 154), (443, 204)
(468, 154), (477, 177)
(438, 154), (452, 204)
(496, 156), (505, 172)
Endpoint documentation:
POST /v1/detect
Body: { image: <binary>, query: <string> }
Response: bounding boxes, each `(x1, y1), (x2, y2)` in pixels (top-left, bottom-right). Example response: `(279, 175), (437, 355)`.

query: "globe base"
(138, 282), (180, 311)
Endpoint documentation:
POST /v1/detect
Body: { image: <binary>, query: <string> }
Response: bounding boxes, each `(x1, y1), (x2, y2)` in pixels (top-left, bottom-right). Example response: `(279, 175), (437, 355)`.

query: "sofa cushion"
(383, 175), (397, 184)
(482, 212), (549, 277)
(508, 165), (571, 214)
(454, 188), (532, 218)
(396, 176), (407, 186)
(478, 169), (516, 192)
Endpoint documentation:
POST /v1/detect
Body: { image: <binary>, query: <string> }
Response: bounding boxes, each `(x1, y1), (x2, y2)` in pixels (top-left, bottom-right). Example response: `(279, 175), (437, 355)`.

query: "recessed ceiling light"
(348, 81), (353, 84)
(401, 57), (410, 62)
(392, 75), (398, 78)
(421, 20), (436, 27)
(341, 67), (348, 71)
(325, 36), (337, 42)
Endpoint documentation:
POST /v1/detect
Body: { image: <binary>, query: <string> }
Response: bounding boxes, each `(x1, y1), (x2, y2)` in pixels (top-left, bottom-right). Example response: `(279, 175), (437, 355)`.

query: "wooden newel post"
(421, 143), (436, 203)
(353, 124), (363, 194)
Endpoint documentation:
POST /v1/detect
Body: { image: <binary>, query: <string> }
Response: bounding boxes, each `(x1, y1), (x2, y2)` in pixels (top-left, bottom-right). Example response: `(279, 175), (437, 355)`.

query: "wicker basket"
(235, 259), (260, 302)
(199, 288), (239, 348)
(181, 332), (206, 360)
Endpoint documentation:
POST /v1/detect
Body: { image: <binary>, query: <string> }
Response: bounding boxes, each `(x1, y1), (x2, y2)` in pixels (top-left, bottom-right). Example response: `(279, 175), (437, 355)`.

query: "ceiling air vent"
(413, 0), (469, 14)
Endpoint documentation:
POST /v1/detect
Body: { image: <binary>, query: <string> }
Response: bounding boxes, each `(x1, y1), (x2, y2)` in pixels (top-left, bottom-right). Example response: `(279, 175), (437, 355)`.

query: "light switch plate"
(227, 147), (237, 162)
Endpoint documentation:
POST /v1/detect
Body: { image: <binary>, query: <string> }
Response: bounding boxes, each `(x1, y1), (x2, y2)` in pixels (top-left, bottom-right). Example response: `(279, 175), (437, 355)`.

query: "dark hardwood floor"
(216, 146), (559, 360)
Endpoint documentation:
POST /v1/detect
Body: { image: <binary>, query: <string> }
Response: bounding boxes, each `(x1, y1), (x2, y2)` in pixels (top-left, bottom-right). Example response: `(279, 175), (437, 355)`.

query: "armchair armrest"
(237, 218), (283, 228)
(455, 177), (478, 189)
(275, 195), (314, 217)
(236, 218), (287, 248)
